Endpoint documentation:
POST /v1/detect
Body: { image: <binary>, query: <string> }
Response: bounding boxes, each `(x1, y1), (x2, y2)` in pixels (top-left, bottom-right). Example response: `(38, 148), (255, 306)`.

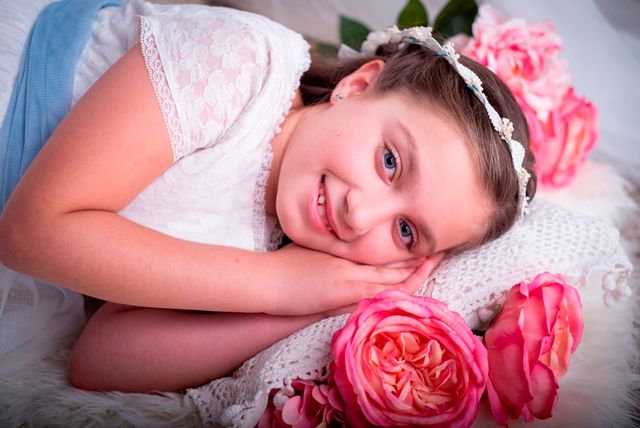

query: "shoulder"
(138, 5), (310, 160)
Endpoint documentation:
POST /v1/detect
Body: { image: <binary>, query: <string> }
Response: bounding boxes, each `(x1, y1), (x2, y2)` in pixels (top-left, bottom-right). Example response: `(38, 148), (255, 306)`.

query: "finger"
(422, 251), (445, 275)
(367, 265), (417, 284)
(379, 258), (424, 269)
(322, 303), (357, 318)
(399, 252), (446, 293)
(341, 253), (445, 304)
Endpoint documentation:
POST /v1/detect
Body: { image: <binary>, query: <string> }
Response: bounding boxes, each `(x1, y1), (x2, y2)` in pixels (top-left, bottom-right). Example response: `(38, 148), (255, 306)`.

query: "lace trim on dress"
(252, 145), (273, 252)
(267, 223), (285, 251)
(139, 16), (184, 162)
(251, 38), (310, 252)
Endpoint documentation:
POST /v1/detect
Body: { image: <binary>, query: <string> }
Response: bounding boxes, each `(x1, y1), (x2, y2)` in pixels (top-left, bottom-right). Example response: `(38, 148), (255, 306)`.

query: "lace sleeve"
(139, 8), (267, 162)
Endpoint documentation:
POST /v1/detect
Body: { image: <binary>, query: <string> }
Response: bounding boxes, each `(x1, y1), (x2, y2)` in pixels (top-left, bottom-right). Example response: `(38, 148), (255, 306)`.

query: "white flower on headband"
(500, 118), (515, 142)
(518, 168), (532, 219)
(361, 25), (403, 56)
(509, 140), (526, 172)
(466, 73), (483, 92)
(405, 26), (433, 43)
(442, 41), (460, 60)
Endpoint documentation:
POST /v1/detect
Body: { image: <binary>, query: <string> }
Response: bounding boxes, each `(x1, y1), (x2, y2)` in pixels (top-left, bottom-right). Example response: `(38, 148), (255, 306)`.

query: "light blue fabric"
(0, 0), (122, 212)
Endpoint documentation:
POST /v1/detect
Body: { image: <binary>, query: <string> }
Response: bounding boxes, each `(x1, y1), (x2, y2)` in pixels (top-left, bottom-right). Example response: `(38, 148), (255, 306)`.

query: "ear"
(331, 59), (385, 103)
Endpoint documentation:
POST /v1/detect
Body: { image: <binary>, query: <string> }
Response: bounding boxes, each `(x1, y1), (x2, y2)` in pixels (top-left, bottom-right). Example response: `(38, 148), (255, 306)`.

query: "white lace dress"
(0, 0), (310, 378)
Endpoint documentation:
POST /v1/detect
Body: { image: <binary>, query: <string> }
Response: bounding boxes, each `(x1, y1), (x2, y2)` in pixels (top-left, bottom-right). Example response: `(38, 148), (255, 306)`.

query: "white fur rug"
(1, 161), (638, 427)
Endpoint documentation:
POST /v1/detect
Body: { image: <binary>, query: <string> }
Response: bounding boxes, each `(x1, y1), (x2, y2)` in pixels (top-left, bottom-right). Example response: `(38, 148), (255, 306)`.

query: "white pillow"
(425, 199), (632, 328)
(187, 199), (632, 427)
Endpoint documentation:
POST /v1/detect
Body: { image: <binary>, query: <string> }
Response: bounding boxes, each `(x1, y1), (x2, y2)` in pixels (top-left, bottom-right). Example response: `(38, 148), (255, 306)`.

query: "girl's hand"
(263, 244), (444, 315)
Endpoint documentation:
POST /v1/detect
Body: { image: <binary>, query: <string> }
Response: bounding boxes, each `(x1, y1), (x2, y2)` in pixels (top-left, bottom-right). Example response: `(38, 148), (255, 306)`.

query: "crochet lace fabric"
(186, 200), (632, 427)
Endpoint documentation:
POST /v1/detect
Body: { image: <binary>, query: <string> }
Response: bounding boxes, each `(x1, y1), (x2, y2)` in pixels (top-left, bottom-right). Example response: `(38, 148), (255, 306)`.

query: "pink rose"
(533, 88), (598, 187)
(461, 4), (599, 188)
(514, 93), (545, 147)
(485, 272), (584, 425)
(258, 379), (345, 428)
(330, 289), (488, 427)
(462, 4), (571, 116)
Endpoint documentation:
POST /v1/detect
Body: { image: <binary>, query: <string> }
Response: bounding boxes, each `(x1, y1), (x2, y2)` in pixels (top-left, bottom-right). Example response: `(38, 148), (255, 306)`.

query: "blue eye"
(382, 145), (400, 179)
(398, 219), (417, 249)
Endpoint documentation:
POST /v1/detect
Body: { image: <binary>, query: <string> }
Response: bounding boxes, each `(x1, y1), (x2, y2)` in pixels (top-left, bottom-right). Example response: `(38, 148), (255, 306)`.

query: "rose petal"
(312, 385), (328, 405)
(521, 284), (560, 369)
(281, 396), (304, 426)
(486, 378), (510, 426)
(327, 386), (344, 413)
(527, 362), (559, 419)
(563, 284), (584, 351)
(540, 306), (573, 377)
(486, 339), (533, 417)
(257, 406), (276, 428)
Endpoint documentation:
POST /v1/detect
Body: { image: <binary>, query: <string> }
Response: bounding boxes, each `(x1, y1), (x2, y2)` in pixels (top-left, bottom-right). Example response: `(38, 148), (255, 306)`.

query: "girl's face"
(274, 64), (493, 265)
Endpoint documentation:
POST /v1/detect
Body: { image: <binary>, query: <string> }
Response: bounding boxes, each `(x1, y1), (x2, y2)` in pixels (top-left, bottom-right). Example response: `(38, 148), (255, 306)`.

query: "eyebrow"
(397, 122), (437, 256)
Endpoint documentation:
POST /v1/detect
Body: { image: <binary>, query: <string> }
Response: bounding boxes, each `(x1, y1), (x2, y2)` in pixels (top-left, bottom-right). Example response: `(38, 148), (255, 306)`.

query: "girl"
(0, 0), (536, 391)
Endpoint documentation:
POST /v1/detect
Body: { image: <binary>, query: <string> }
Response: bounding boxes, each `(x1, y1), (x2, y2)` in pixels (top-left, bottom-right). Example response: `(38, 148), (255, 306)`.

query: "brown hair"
(299, 43), (537, 249)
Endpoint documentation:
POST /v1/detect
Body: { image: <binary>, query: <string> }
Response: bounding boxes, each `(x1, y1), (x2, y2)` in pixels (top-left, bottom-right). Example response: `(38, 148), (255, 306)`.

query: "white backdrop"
(224, 0), (640, 183)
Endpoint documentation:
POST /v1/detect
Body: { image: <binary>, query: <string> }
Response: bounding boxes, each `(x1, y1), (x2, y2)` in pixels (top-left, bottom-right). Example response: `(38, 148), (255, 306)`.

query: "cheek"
(336, 234), (407, 265)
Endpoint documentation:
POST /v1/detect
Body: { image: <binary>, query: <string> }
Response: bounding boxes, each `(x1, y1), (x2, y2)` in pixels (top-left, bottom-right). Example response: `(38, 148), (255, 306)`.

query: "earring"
(333, 93), (344, 102)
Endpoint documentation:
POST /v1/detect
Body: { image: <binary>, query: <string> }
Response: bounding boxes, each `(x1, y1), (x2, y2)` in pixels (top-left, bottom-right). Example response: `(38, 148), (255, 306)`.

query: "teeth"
(317, 181), (333, 232)
(318, 203), (332, 231)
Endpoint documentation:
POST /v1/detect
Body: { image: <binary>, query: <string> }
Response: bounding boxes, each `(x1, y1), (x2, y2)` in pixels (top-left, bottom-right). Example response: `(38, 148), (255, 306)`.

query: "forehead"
(379, 93), (493, 254)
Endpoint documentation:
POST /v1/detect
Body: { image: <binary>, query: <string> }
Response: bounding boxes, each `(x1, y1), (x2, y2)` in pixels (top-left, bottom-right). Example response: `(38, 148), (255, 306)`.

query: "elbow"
(0, 203), (52, 272)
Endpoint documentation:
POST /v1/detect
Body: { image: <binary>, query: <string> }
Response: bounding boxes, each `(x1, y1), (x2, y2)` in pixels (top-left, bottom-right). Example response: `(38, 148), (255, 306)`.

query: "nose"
(344, 186), (399, 238)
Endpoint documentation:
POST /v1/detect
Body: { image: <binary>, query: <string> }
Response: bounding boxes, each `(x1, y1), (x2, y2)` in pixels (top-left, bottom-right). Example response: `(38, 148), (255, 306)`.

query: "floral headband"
(339, 26), (531, 219)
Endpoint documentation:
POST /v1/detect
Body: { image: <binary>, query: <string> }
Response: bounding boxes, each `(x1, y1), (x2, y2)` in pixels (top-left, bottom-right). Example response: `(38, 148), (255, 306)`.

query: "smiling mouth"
(317, 175), (335, 233)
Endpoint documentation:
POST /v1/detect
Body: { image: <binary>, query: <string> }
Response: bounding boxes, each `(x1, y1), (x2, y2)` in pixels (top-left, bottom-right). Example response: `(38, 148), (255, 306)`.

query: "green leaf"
(340, 16), (371, 50)
(433, 0), (478, 40)
(396, 0), (429, 29)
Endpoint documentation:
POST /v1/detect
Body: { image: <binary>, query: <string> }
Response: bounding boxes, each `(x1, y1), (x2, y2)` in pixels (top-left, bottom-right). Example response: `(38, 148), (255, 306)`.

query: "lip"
(322, 179), (339, 238)
(309, 175), (338, 237)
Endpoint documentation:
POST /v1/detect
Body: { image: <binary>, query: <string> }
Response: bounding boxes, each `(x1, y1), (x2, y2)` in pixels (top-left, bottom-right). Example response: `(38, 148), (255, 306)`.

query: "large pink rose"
(533, 88), (598, 187)
(462, 4), (571, 116)
(330, 289), (488, 427)
(485, 272), (584, 425)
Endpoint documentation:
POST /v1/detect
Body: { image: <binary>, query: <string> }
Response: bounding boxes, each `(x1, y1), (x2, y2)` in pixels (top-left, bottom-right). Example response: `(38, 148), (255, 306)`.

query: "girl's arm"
(0, 44), (427, 315)
(69, 302), (331, 392)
